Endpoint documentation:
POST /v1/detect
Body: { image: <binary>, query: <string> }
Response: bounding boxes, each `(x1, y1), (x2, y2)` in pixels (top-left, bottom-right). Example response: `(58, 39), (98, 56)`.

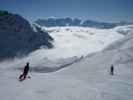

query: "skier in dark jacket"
(110, 64), (114, 75)
(19, 62), (30, 81)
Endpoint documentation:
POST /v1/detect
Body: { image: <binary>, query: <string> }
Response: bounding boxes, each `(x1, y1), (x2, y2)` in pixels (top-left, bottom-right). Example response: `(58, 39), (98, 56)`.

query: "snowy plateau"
(0, 25), (133, 100)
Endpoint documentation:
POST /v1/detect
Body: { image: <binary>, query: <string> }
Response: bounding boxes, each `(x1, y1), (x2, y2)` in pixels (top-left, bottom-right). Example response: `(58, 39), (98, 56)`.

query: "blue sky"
(0, 0), (133, 22)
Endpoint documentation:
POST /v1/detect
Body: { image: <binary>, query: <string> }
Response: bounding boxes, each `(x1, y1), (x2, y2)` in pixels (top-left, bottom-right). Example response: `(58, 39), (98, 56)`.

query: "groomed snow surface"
(0, 25), (133, 100)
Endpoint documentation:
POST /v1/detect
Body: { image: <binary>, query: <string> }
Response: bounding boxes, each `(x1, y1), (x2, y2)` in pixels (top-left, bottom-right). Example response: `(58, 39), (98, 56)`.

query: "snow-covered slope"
(51, 25), (133, 100)
(0, 26), (124, 70)
(0, 25), (133, 100)
(0, 26), (123, 69)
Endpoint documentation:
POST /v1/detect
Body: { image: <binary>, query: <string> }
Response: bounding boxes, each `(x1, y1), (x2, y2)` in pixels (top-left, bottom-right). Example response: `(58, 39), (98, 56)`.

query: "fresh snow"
(0, 25), (133, 100)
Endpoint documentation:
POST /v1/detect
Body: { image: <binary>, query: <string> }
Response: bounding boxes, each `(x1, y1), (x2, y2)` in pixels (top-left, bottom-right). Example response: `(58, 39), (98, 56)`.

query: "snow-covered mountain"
(35, 17), (132, 29)
(0, 10), (53, 60)
(0, 25), (133, 100)
(1, 10), (133, 100)
(0, 25), (125, 71)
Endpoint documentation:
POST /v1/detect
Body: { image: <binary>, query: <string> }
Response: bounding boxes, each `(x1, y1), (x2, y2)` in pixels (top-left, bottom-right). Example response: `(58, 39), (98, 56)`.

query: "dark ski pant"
(19, 72), (28, 80)
(110, 70), (114, 75)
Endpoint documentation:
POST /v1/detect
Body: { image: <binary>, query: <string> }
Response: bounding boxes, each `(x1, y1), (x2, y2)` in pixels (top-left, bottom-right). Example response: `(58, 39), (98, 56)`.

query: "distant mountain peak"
(35, 17), (133, 29)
